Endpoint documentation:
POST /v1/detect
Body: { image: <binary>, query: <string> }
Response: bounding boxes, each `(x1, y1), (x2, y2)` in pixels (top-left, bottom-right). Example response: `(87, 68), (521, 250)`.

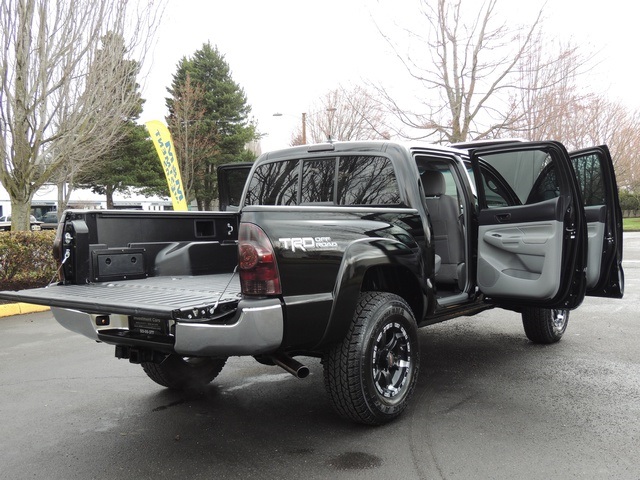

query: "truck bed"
(0, 273), (240, 319)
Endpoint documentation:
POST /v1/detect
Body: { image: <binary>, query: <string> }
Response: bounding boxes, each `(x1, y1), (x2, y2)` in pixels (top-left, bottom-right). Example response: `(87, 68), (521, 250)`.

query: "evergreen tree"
(167, 42), (257, 210)
(77, 123), (167, 208)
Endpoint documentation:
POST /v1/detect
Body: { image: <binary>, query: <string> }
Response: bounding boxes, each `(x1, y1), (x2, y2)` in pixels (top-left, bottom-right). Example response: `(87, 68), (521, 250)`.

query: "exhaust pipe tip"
(296, 365), (310, 379)
(271, 353), (309, 379)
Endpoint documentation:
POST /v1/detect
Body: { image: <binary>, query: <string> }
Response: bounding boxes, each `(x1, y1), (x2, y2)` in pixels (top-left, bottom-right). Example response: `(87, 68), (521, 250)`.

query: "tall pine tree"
(167, 43), (256, 210)
(77, 123), (166, 208)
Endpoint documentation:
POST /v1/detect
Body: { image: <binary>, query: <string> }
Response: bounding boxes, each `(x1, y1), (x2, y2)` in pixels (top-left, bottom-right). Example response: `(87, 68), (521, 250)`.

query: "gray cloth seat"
(421, 170), (464, 287)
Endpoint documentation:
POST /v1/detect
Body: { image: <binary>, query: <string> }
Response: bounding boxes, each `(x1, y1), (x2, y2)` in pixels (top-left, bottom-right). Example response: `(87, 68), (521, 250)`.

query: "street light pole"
(273, 109), (332, 145)
(301, 112), (307, 144)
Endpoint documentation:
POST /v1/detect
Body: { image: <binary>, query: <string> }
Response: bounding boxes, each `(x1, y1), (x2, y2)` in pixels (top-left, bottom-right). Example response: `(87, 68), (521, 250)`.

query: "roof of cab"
(257, 139), (469, 163)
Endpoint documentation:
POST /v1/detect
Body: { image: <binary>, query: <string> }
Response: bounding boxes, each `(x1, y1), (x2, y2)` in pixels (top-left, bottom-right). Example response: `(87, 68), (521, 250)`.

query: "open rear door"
(471, 142), (587, 310)
(217, 162), (253, 211)
(570, 146), (624, 298)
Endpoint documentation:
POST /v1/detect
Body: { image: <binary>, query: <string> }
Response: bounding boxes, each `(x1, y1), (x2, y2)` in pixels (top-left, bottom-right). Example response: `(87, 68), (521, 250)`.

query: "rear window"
(244, 160), (299, 206)
(244, 155), (401, 207)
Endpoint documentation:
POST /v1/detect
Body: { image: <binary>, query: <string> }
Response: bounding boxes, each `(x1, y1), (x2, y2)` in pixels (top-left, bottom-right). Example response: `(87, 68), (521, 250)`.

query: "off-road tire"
(323, 292), (420, 425)
(522, 307), (569, 344)
(142, 354), (227, 390)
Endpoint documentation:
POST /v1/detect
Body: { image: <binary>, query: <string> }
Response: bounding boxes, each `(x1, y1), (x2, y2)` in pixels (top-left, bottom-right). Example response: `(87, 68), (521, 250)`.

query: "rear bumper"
(174, 298), (283, 356)
(50, 297), (284, 357)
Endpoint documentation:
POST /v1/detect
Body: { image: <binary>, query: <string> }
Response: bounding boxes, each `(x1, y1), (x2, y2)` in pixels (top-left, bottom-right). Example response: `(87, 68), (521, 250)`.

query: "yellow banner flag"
(145, 120), (188, 211)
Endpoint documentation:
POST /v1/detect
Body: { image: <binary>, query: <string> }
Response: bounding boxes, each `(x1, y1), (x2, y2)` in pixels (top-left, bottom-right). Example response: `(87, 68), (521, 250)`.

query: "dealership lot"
(1, 233), (638, 480)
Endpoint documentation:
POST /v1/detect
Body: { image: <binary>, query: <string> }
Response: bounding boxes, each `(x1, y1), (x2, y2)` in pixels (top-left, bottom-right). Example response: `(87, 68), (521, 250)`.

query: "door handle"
(495, 213), (511, 223)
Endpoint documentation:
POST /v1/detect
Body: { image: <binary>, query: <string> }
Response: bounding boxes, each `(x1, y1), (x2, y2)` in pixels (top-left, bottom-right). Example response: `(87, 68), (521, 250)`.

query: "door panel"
(585, 205), (606, 289)
(471, 142), (586, 309)
(570, 147), (624, 298)
(478, 217), (563, 299)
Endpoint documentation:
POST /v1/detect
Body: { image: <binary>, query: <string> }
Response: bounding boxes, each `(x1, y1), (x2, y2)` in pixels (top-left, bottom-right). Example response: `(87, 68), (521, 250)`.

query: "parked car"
(0, 215), (42, 231)
(39, 211), (60, 230)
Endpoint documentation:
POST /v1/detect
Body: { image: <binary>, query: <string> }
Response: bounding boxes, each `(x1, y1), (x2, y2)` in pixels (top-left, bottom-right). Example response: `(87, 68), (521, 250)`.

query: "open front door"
(471, 142), (587, 310)
(570, 146), (624, 298)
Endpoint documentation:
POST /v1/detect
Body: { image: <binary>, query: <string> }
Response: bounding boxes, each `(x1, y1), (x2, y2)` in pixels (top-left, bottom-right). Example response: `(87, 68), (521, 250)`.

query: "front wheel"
(141, 354), (227, 390)
(522, 307), (569, 344)
(323, 292), (420, 425)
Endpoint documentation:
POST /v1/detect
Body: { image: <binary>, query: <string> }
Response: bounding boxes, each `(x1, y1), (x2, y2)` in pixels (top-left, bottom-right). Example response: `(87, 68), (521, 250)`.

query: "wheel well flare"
(361, 265), (423, 320)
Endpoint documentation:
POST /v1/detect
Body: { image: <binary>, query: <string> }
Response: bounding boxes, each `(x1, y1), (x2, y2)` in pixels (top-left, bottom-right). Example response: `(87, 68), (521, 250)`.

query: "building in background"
(0, 183), (172, 220)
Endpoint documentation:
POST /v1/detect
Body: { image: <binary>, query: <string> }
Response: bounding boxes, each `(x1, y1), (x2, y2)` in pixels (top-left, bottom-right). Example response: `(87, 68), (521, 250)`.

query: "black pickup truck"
(1, 140), (624, 425)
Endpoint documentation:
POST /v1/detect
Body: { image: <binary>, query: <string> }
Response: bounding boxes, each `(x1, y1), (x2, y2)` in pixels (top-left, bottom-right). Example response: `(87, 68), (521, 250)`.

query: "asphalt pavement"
(0, 233), (638, 480)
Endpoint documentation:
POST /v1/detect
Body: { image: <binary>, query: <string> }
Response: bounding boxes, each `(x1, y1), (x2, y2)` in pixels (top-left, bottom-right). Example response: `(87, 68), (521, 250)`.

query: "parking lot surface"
(1, 233), (638, 479)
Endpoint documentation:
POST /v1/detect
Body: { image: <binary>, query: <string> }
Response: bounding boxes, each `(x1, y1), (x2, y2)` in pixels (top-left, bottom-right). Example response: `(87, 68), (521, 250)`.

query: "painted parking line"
(0, 303), (49, 318)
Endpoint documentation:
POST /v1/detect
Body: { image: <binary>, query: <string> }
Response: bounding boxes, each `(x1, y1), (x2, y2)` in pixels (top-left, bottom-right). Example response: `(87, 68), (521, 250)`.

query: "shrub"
(619, 190), (640, 213)
(0, 230), (58, 291)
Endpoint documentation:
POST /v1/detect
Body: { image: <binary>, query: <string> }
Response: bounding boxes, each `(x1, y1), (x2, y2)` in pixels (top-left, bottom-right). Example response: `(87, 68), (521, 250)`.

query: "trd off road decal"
(278, 237), (338, 252)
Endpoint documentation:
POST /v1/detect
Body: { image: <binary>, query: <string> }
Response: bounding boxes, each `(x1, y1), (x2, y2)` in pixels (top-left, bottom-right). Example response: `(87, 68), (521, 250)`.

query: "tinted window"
(244, 160), (299, 206)
(440, 168), (459, 197)
(337, 156), (400, 205)
(572, 153), (605, 206)
(245, 155), (400, 207)
(526, 153), (606, 207)
(475, 149), (558, 208)
(527, 162), (559, 204)
(300, 159), (336, 204)
(224, 167), (252, 209)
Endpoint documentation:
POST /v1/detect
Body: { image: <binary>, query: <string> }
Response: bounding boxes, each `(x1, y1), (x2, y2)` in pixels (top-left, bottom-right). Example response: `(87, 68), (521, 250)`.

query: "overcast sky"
(139, 0), (638, 152)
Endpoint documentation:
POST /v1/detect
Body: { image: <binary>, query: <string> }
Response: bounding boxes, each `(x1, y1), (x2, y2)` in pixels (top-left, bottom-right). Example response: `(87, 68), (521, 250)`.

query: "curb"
(0, 303), (50, 318)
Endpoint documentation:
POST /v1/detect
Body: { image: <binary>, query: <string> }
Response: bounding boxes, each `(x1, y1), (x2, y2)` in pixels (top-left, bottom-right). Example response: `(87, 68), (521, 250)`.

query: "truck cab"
(236, 140), (622, 320)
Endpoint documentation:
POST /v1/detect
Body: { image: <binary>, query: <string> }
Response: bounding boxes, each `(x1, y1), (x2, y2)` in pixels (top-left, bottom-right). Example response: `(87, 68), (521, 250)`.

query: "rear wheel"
(141, 354), (227, 390)
(522, 307), (569, 344)
(323, 292), (420, 425)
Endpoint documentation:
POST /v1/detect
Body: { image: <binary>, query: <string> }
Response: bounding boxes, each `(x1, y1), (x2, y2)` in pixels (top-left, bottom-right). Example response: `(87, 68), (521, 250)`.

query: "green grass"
(623, 217), (640, 232)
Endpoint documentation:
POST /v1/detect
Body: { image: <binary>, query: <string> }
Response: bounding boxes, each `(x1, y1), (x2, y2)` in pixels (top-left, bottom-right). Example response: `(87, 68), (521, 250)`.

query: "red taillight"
(238, 223), (281, 295)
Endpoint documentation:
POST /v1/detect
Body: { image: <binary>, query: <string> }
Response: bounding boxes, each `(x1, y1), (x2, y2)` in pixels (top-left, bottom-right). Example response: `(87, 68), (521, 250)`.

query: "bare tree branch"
(291, 85), (391, 145)
(372, 0), (546, 143)
(0, 0), (163, 230)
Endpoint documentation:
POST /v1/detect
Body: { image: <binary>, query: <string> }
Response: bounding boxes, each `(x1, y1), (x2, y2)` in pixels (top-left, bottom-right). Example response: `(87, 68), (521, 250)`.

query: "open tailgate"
(0, 273), (240, 319)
